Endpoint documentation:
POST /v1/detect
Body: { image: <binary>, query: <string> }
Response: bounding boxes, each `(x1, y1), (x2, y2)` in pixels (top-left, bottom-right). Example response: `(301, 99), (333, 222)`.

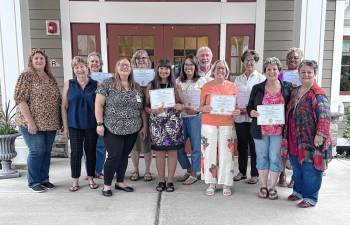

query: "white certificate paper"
(283, 70), (301, 86)
(182, 90), (201, 110)
(210, 95), (236, 115)
(90, 72), (113, 83)
(149, 88), (175, 109)
(237, 90), (250, 107)
(133, 69), (154, 87)
(257, 104), (285, 125)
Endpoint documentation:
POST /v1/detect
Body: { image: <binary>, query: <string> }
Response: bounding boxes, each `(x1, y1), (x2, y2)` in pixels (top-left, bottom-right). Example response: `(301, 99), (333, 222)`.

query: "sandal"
(246, 176), (258, 184)
(95, 173), (104, 179)
(233, 173), (247, 181)
(144, 172), (153, 182)
(268, 188), (278, 200)
(183, 176), (198, 185)
(205, 184), (216, 196)
(69, 183), (79, 192)
(223, 186), (232, 196)
(178, 172), (191, 182)
(278, 173), (288, 187)
(165, 182), (175, 192)
(258, 187), (269, 199)
(89, 182), (99, 189)
(156, 182), (166, 192)
(130, 171), (140, 181)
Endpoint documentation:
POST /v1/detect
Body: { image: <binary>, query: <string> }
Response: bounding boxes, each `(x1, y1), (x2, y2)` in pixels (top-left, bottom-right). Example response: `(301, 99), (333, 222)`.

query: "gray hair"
(210, 60), (230, 79)
(241, 49), (259, 63)
(130, 49), (152, 69)
(87, 52), (103, 66)
(196, 46), (213, 58)
(286, 47), (304, 61)
(298, 59), (318, 74)
(263, 57), (282, 73)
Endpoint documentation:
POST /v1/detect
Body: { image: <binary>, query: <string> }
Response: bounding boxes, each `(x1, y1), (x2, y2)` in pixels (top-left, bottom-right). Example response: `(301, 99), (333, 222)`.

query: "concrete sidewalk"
(0, 158), (349, 225)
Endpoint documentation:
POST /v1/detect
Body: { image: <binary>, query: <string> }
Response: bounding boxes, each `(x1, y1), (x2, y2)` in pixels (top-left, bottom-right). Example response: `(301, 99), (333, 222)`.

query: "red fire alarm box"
(46, 20), (60, 36)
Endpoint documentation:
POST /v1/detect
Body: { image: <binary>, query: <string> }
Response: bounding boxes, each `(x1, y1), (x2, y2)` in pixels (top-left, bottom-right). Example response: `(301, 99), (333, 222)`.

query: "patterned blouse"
(96, 78), (144, 135)
(261, 89), (285, 136)
(282, 83), (331, 171)
(14, 71), (62, 131)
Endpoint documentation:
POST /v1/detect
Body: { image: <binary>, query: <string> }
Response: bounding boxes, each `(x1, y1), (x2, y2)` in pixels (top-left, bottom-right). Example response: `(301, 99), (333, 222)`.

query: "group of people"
(14, 45), (331, 208)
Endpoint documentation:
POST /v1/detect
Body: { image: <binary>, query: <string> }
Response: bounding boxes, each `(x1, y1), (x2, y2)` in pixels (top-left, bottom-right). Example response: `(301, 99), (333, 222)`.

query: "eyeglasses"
(119, 63), (131, 68)
(136, 56), (148, 60)
(244, 58), (255, 64)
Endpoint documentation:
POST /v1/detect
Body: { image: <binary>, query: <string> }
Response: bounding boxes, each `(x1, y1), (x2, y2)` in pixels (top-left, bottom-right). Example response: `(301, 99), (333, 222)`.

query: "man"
(196, 46), (213, 81)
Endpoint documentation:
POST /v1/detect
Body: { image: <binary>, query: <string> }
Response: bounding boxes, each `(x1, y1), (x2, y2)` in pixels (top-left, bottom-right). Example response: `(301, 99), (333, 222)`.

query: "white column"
(255, 0), (265, 72)
(60, 0), (72, 82)
(219, 23), (226, 60)
(297, 0), (327, 85)
(0, 0), (30, 108)
(100, 22), (108, 72)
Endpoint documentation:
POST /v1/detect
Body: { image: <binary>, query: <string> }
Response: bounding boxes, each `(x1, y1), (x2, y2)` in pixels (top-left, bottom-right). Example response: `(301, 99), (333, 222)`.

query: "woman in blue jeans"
(176, 55), (207, 185)
(14, 48), (62, 193)
(247, 57), (292, 200)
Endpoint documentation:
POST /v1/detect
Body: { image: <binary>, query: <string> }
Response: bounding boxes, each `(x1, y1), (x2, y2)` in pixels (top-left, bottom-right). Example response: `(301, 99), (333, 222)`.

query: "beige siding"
(29, 0), (64, 90)
(264, 0), (295, 67)
(322, 0), (336, 97)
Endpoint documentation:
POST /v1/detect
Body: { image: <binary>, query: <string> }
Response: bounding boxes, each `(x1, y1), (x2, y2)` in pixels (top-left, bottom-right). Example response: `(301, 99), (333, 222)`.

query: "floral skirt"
(149, 109), (184, 151)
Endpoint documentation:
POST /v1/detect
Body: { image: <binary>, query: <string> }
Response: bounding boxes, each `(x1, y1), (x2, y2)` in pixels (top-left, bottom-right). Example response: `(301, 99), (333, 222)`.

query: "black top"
(246, 79), (293, 139)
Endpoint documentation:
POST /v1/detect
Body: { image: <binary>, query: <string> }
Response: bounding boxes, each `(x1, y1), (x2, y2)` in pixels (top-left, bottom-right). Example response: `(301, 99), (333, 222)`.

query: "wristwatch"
(97, 122), (104, 126)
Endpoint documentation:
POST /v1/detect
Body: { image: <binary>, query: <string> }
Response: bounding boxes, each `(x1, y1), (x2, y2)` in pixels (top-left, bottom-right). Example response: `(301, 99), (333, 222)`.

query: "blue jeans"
(177, 114), (201, 175)
(254, 135), (282, 172)
(95, 136), (106, 175)
(289, 155), (323, 206)
(19, 126), (57, 187)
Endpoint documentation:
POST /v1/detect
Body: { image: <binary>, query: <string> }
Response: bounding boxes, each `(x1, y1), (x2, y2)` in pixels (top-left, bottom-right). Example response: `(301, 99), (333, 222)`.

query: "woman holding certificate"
(200, 60), (240, 196)
(176, 55), (207, 185)
(247, 57), (292, 200)
(145, 59), (184, 192)
(96, 58), (147, 197)
(283, 60), (331, 208)
(129, 50), (153, 182)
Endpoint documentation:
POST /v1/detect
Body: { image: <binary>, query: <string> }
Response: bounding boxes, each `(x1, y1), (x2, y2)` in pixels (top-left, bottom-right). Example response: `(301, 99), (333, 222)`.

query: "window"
(341, 37), (350, 94)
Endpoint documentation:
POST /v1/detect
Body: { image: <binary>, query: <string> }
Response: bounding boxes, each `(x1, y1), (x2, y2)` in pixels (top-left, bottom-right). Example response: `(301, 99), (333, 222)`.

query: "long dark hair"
(151, 59), (176, 89)
(179, 55), (200, 83)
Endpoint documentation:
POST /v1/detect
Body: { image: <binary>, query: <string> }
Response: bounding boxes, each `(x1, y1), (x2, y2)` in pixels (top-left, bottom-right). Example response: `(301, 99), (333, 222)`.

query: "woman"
(200, 60), (240, 196)
(129, 50), (153, 182)
(233, 50), (265, 184)
(87, 52), (105, 179)
(14, 48), (62, 193)
(283, 60), (331, 208)
(176, 55), (207, 185)
(247, 57), (292, 200)
(96, 58), (147, 197)
(61, 56), (99, 192)
(145, 59), (184, 192)
(278, 47), (304, 187)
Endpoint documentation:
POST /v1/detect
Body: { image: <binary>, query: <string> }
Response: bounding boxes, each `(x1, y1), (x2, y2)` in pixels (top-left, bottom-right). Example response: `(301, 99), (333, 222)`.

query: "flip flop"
(246, 176), (258, 184)
(258, 187), (268, 199)
(183, 176), (198, 185)
(268, 188), (278, 200)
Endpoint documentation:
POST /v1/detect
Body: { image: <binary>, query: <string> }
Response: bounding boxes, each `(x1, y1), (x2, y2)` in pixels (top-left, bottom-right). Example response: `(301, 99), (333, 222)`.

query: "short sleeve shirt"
(96, 78), (143, 135)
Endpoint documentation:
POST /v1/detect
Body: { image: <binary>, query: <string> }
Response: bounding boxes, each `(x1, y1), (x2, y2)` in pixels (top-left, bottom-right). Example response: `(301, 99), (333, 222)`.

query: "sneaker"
(41, 182), (55, 190)
(30, 185), (46, 193)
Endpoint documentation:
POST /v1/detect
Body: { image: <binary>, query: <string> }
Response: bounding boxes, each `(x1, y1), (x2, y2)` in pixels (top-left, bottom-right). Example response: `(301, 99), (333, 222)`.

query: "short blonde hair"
(210, 60), (230, 79)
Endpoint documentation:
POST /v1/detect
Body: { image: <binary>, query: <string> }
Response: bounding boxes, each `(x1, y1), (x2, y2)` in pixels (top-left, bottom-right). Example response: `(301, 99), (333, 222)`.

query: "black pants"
(235, 122), (258, 177)
(103, 129), (138, 186)
(69, 128), (97, 178)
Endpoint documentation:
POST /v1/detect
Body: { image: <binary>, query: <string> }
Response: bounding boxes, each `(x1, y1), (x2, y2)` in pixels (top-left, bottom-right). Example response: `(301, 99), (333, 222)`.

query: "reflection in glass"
(77, 35), (96, 56)
(230, 36), (249, 76)
(341, 40), (350, 92)
(118, 36), (155, 64)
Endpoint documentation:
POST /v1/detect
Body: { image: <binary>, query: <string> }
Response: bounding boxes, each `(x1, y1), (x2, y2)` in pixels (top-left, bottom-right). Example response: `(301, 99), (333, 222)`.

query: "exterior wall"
(322, 0), (336, 97)
(263, 0), (295, 67)
(29, 0), (64, 89)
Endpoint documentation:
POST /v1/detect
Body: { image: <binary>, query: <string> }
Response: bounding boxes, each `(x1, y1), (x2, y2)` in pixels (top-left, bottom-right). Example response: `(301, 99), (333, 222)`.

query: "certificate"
(283, 70), (301, 86)
(133, 69), (154, 87)
(237, 90), (250, 107)
(210, 95), (236, 115)
(90, 72), (113, 83)
(149, 88), (175, 109)
(257, 104), (285, 125)
(182, 89), (201, 110)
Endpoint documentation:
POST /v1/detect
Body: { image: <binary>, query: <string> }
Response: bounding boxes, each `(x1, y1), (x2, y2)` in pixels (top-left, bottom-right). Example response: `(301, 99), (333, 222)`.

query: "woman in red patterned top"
(283, 60), (331, 208)
(247, 57), (293, 200)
